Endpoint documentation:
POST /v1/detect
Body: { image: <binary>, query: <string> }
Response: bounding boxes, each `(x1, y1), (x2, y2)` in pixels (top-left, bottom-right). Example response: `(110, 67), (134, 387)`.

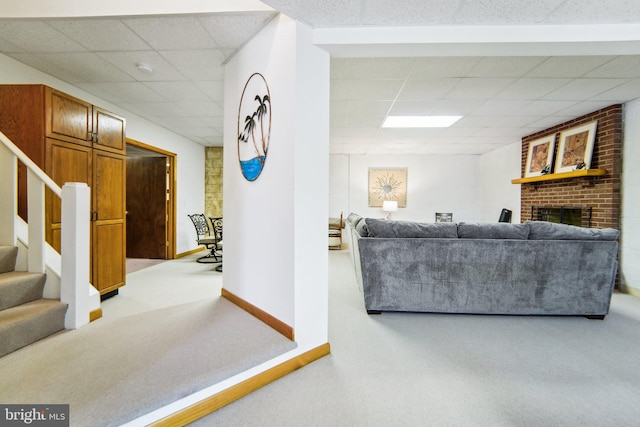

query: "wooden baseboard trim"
(175, 247), (205, 258)
(150, 342), (330, 427)
(89, 308), (102, 322)
(221, 288), (294, 341)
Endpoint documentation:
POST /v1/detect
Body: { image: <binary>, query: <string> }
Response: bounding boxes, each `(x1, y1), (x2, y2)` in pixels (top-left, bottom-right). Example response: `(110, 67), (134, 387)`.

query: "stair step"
(0, 271), (47, 311)
(0, 246), (18, 274)
(0, 299), (67, 358)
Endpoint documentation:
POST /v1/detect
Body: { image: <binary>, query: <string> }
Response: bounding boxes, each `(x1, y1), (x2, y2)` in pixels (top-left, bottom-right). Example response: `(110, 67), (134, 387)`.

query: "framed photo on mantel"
(555, 120), (598, 173)
(525, 134), (556, 177)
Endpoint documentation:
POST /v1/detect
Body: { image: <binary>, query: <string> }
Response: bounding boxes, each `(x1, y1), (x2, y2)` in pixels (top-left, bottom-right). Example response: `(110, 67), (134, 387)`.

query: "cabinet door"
(93, 107), (126, 154)
(45, 88), (92, 147)
(92, 150), (126, 294)
(45, 139), (92, 252)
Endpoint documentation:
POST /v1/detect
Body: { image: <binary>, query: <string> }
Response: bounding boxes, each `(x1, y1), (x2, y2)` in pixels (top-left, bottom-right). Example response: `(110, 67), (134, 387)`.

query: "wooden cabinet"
(0, 84), (126, 295)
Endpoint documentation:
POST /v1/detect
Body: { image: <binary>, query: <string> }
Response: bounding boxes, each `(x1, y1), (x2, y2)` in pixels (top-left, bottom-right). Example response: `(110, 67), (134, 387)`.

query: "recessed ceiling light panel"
(382, 116), (462, 128)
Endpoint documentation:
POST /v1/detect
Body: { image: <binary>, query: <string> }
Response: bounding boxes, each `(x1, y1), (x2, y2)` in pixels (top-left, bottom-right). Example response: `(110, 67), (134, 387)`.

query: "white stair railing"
(0, 130), (91, 329)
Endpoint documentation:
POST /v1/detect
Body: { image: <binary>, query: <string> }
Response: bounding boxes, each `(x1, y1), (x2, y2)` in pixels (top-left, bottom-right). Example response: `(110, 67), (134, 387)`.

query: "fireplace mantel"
(512, 168), (607, 185)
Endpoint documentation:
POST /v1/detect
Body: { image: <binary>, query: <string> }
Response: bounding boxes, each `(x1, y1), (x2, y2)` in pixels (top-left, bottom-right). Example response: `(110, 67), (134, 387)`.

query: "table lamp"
(382, 200), (398, 220)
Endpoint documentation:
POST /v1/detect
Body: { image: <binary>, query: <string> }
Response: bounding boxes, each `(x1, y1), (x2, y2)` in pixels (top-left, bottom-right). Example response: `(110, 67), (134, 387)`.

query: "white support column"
(60, 182), (91, 329)
(27, 169), (46, 273)
(0, 144), (17, 246)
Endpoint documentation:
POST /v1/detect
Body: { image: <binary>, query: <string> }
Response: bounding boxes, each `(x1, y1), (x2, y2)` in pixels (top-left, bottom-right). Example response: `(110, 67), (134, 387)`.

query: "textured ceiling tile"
(541, 78), (630, 100)
(49, 19), (150, 51)
(397, 78), (460, 100)
(584, 56), (640, 78)
(199, 12), (275, 48)
(446, 78), (516, 99)
(143, 82), (212, 102)
(123, 16), (216, 50)
(544, 0), (640, 24)
(97, 51), (187, 82)
(39, 52), (135, 83)
(589, 79), (640, 102)
(409, 57), (481, 78)
(348, 79), (404, 100)
(0, 20), (86, 52)
(194, 81), (225, 100)
(262, 0), (362, 27)
(5, 53), (88, 83)
(494, 78), (572, 100)
(0, 37), (22, 53)
(332, 58), (415, 79)
(79, 82), (167, 103)
(388, 100), (437, 115)
(452, 0), (566, 24)
(468, 57), (548, 78)
(159, 49), (226, 80)
(517, 100), (579, 116)
(472, 100), (533, 116)
(526, 56), (616, 78)
(362, 0), (462, 25)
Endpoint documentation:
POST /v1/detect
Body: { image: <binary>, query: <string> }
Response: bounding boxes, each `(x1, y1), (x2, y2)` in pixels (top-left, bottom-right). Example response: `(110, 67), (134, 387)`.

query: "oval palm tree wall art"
(237, 73), (271, 181)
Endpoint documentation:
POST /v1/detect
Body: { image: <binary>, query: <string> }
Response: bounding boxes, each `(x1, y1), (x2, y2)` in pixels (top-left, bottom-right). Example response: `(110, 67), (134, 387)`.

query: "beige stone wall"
(205, 147), (223, 218)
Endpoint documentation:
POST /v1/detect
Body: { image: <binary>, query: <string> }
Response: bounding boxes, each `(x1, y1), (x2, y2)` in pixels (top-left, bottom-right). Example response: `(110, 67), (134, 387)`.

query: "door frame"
(126, 138), (177, 260)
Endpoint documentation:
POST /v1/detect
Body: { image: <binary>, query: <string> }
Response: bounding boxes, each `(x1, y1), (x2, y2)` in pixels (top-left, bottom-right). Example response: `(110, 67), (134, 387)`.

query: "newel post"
(60, 182), (91, 329)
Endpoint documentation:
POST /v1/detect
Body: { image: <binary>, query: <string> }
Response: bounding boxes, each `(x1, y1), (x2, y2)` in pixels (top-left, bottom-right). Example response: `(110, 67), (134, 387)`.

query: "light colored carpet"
(0, 254), (296, 427)
(192, 250), (640, 426)
(126, 258), (168, 274)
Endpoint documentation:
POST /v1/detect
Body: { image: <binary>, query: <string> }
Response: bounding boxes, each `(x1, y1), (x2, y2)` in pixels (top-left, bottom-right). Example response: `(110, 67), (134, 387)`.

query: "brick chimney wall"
(520, 104), (622, 229)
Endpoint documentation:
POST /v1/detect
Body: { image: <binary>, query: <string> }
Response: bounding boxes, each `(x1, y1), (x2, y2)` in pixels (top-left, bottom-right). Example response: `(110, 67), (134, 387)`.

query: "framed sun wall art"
(368, 168), (407, 208)
(555, 120), (598, 173)
(525, 135), (556, 177)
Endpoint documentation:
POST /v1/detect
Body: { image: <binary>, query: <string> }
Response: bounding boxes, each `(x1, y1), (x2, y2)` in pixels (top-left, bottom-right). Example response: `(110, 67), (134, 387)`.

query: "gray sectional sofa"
(345, 213), (620, 319)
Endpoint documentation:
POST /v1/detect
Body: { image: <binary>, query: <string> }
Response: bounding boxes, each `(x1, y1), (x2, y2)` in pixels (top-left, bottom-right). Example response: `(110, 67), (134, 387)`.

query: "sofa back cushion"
(457, 222), (530, 239)
(527, 221), (620, 241)
(366, 218), (458, 238)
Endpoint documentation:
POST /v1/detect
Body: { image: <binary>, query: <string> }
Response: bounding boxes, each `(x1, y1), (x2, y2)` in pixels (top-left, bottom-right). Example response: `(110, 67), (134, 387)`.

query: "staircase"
(0, 245), (67, 357)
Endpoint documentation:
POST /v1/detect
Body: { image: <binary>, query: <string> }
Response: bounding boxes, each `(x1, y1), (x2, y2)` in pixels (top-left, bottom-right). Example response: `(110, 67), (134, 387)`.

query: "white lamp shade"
(382, 200), (398, 212)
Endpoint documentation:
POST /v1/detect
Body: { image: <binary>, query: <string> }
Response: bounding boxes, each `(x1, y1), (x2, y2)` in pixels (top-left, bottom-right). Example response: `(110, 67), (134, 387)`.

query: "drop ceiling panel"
(143, 82), (212, 102)
(49, 19), (151, 51)
(97, 51), (187, 81)
(494, 78), (573, 100)
(38, 52), (136, 83)
(198, 13), (277, 48)
(123, 16), (217, 50)
(397, 78), (460, 100)
(0, 21), (86, 52)
(541, 78), (630, 100)
(159, 49), (226, 80)
(526, 56), (616, 78)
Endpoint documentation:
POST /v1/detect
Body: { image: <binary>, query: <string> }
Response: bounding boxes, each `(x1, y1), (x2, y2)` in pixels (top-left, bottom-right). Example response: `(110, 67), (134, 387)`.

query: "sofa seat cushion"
(527, 221), (620, 241)
(366, 218), (458, 238)
(458, 222), (530, 240)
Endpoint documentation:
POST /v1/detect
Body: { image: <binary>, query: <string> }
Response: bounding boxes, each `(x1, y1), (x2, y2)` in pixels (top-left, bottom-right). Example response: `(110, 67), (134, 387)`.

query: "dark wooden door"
(126, 157), (167, 259)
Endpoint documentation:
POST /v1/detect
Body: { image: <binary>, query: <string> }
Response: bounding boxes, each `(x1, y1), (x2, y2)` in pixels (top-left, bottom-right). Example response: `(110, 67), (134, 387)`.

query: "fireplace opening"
(531, 206), (592, 228)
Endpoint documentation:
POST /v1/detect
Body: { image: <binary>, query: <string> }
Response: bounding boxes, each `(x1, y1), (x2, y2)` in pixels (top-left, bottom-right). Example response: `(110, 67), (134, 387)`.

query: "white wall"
(621, 99), (640, 294)
(0, 53), (205, 255)
(224, 15), (329, 347)
(478, 141), (522, 223)
(330, 153), (482, 223)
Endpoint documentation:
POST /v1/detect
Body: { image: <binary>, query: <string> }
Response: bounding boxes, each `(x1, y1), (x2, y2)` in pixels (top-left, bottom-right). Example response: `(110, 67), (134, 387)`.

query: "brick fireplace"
(520, 104), (622, 229)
